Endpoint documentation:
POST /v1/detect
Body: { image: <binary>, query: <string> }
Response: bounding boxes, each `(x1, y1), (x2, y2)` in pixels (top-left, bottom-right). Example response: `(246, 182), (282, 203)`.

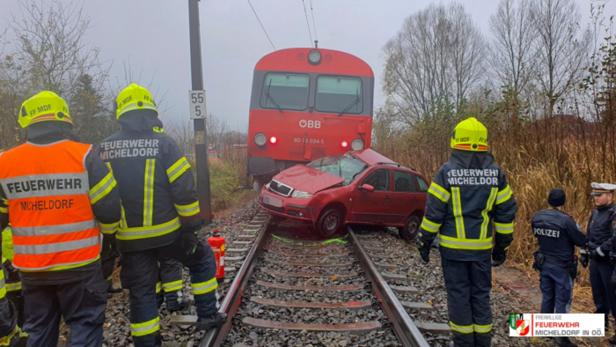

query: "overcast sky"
(1, 0), (613, 131)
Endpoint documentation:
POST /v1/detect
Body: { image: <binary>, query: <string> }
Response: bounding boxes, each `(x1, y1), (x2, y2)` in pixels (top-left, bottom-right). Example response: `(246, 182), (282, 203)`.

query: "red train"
(247, 47), (374, 185)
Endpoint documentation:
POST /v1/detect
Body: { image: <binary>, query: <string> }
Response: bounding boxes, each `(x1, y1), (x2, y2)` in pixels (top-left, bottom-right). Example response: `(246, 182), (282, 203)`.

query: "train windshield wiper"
(266, 80), (283, 113)
(336, 93), (360, 116)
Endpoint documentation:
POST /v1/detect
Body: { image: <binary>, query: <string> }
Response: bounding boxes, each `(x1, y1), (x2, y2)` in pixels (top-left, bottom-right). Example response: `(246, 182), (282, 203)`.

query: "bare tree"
(530, 0), (591, 117)
(383, 3), (485, 126)
(489, 0), (535, 100)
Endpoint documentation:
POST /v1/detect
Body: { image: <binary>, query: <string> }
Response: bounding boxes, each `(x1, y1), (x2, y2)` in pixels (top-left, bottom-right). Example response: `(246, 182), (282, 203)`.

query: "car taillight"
(341, 140), (349, 148)
(351, 138), (364, 150)
(269, 136), (277, 144)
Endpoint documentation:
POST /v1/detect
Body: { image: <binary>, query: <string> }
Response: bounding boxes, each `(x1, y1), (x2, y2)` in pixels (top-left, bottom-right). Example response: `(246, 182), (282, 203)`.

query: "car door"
(350, 168), (392, 224)
(389, 170), (423, 225)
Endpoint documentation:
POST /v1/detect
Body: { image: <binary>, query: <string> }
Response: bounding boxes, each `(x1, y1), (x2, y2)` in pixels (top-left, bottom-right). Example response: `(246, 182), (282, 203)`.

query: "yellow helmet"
(450, 117), (489, 152)
(115, 83), (158, 119)
(18, 91), (73, 128)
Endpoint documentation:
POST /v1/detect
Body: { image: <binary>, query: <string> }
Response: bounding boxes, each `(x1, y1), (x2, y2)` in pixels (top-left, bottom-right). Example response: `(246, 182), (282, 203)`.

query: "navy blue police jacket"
(586, 203), (616, 257)
(531, 208), (586, 266)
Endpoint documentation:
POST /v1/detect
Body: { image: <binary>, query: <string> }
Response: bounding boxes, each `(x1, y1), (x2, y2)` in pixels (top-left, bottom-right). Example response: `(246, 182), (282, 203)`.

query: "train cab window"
(393, 171), (418, 192)
(261, 73), (309, 111)
(363, 169), (389, 191)
(316, 76), (363, 114)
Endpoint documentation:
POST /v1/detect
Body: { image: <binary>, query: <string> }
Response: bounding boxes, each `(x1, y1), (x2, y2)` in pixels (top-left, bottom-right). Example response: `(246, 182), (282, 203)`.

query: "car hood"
(274, 165), (344, 194)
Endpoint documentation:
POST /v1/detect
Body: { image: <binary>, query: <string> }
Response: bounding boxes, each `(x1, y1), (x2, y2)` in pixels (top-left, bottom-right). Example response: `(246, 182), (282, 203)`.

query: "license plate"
(263, 195), (283, 208)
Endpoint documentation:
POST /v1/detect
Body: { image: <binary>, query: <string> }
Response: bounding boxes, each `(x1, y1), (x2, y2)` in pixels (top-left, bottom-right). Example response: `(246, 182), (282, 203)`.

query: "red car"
(259, 149), (428, 239)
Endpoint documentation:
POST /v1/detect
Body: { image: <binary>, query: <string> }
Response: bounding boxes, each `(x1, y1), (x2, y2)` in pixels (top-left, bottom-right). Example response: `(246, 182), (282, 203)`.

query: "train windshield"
(261, 73), (309, 111)
(316, 76), (363, 114)
(307, 154), (367, 185)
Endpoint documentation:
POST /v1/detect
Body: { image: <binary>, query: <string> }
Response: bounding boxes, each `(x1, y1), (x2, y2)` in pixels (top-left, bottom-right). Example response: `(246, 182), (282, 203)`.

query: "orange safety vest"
(0, 140), (100, 271)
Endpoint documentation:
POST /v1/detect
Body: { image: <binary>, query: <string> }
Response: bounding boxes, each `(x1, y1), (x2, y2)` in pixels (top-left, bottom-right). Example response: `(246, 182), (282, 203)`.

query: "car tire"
(317, 207), (344, 238)
(398, 215), (420, 242)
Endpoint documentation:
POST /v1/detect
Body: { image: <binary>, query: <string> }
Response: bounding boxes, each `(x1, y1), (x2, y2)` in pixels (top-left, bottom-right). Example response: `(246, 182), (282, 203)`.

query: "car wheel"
(317, 207), (344, 238)
(398, 215), (420, 242)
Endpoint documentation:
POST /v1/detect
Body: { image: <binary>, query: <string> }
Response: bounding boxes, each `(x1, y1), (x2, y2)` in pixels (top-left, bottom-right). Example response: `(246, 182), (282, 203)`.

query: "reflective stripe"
(16, 256), (99, 272)
(480, 188), (498, 240)
(192, 277), (218, 295)
(474, 323), (492, 333)
(13, 236), (99, 255)
(130, 316), (160, 337)
(143, 159), (156, 226)
(494, 222), (514, 234)
(420, 217), (441, 234)
(89, 172), (117, 204)
(6, 281), (21, 292)
(451, 187), (466, 239)
(0, 325), (27, 345)
(439, 234), (493, 250)
(0, 271), (5, 299)
(12, 220), (96, 237)
(449, 321), (474, 334)
(162, 280), (183, 293)
(174, 201), (200, 217)
(166, 157), (191, 183)
(0, 206), (6, 214)
(100, 221), (120, 235)
(155, 281), (162, 294)
(428, 182), (450, 203)
(495, 185), (512, 205)
(0, 172), (88, 199)
(116, 217), (181, 241)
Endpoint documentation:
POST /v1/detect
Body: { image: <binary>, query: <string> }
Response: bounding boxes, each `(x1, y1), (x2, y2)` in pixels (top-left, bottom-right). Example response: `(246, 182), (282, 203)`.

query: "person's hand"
(416, 238), (431, 264)
(580, 251), (590, 268)
(590, 246), (606, 259)
(492, 248), (507, 267)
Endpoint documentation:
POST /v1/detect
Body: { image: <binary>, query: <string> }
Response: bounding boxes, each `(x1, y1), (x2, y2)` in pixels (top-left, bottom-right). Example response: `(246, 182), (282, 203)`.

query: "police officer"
(0, 91), (121, 346)
(99, 83), (224, 347)
(417, 117), (517, 347)
(532, 188), (585, 347)
(586, 182), (616, 343)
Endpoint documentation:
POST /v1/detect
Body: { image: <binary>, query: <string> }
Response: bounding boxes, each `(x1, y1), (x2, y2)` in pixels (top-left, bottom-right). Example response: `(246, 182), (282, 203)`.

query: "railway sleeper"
(263, 268), (359, 279)
(415, 321), (452, 335)
(250, 297), (372, 310)
(256, 279), (364, 292)
(242, 317), (382, 333)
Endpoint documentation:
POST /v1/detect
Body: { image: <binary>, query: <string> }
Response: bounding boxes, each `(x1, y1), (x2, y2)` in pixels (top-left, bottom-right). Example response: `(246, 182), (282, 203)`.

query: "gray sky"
(1, 0), (612, 131)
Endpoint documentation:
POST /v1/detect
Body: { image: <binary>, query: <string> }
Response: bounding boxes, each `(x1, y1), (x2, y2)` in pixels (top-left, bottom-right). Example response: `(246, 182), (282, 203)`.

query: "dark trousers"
(540, 262), (573, 313)
(590, 259), (616, 325)
(121, 231), (218, 347)
(22, 263), (107, 347)
(442, 256), (492, 347)
(159, 258), (183, 305)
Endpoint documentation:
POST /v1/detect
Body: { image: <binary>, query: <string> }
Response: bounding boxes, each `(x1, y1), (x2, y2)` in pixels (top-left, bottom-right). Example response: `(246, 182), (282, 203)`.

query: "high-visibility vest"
(0, 140), (100, 271)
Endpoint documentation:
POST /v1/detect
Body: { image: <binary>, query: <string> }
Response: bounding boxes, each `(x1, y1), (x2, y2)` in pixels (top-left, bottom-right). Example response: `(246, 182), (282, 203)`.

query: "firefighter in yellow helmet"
(98, 83), (223, 346)
(0, 91), (121, 346)
(417, 117), (517, 347)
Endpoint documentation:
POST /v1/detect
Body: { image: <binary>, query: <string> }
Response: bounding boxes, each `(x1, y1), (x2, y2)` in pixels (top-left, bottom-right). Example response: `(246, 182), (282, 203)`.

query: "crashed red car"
(259, 149), (428, 239)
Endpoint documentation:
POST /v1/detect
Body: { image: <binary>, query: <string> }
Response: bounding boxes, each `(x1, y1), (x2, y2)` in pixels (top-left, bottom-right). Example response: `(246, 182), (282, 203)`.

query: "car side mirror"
(360, 183), (375, 192)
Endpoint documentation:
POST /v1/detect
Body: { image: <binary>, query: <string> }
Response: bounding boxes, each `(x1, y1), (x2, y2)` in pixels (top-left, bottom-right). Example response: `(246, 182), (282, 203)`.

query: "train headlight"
(254, 133), (266, 146)
(351, 138), (364, 150)
(308, 49), (321, 65)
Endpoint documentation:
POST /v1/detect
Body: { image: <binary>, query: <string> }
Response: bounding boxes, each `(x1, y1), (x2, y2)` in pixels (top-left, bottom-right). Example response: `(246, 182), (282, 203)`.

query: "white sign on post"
(189, 90), (207, 119)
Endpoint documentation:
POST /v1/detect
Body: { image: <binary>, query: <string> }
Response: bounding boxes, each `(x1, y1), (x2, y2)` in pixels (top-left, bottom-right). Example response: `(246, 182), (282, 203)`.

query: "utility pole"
(188, 0), (213, 223)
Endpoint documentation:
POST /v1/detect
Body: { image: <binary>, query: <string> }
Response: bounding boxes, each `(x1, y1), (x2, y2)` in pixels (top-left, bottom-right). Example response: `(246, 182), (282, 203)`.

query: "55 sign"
(189, 90), (207, 119)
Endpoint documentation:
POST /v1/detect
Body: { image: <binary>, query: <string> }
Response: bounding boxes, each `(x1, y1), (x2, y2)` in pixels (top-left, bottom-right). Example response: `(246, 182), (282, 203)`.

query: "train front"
(247, 47), (374, 185)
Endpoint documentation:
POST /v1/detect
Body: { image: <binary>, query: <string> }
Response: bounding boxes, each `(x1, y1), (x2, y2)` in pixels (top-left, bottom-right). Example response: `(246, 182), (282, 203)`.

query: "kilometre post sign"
(189, 90), (206, 119)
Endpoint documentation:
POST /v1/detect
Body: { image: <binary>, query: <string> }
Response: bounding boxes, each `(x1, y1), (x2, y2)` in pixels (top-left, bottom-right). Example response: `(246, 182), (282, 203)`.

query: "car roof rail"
(377, 162), (400, 167)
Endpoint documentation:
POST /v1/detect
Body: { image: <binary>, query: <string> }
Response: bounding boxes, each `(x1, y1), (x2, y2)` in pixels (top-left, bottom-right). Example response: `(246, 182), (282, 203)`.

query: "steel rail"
(200, 223), (270, 347)
(348, 226), (430, 347)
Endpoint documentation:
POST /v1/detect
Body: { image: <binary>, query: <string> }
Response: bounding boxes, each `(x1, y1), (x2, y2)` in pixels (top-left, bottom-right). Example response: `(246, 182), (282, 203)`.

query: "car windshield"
(307, 154), (367, 185)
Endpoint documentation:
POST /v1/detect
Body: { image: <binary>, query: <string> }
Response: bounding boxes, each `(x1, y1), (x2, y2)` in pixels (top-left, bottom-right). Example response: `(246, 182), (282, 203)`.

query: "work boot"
(555, 337), (577, 347)
(165, 298), (188, 313)
(196, 312), (226, 330)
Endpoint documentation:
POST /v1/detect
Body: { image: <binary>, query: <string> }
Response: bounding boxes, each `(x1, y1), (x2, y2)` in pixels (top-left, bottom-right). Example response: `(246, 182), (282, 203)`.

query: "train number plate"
(263, 195), (283, 208)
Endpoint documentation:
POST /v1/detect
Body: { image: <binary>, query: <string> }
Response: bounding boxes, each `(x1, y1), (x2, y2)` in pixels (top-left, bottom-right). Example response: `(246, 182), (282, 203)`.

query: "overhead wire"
(247, 0), (276, 50)
(301, 0), (313, 46)
(309, 0), (318, 44)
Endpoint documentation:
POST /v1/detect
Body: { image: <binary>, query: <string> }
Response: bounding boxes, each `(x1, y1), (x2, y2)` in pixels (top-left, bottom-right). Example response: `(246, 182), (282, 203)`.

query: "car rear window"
(417, 177), (428, 192)
(394, 171), (418, 192)
(363, 169), (389, 191)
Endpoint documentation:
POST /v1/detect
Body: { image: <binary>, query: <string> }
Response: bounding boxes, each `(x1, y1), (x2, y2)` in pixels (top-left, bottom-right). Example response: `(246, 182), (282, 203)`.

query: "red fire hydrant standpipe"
(207, 228), (225, 282)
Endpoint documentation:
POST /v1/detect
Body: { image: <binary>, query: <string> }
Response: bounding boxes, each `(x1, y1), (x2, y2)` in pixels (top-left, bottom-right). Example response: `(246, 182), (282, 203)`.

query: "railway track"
(195, 217), (433, 347)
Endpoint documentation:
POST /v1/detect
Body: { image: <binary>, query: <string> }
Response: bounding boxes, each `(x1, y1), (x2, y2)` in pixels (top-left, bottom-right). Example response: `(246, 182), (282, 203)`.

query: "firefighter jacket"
(532, 208), (586, 266)
(0, 127), (121, 285)
(586, 203), (616, 255)
(99, 115), (201, 252)
(419, 150), (517, 261)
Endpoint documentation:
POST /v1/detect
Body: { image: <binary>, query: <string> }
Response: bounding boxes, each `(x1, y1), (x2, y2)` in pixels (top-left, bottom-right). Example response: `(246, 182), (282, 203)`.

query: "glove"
(416, 238), (431, 264)
(580, 250), (590, 268)
(180, 220), (204, 257)
(590, 246), (606, 259)
(492, 248), (507, 267)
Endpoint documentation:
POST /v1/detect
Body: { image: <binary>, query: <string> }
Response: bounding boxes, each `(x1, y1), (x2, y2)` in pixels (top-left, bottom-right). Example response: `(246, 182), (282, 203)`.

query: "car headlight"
(254, 133), (266, 146)
(291, 190), (313, 198)
(351, 138), (364, 151)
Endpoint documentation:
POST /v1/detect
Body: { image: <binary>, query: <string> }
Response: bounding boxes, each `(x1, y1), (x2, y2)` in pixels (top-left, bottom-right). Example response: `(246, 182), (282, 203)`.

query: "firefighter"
(417, 117), (517, 347)
(2, 227), (24, 327)
(99, 83), (224, 347)
(585, 182), (616, 342)
(0, 263), (27, 347)
(532, 188), (585, 347)
(0, 91), (121, 346)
